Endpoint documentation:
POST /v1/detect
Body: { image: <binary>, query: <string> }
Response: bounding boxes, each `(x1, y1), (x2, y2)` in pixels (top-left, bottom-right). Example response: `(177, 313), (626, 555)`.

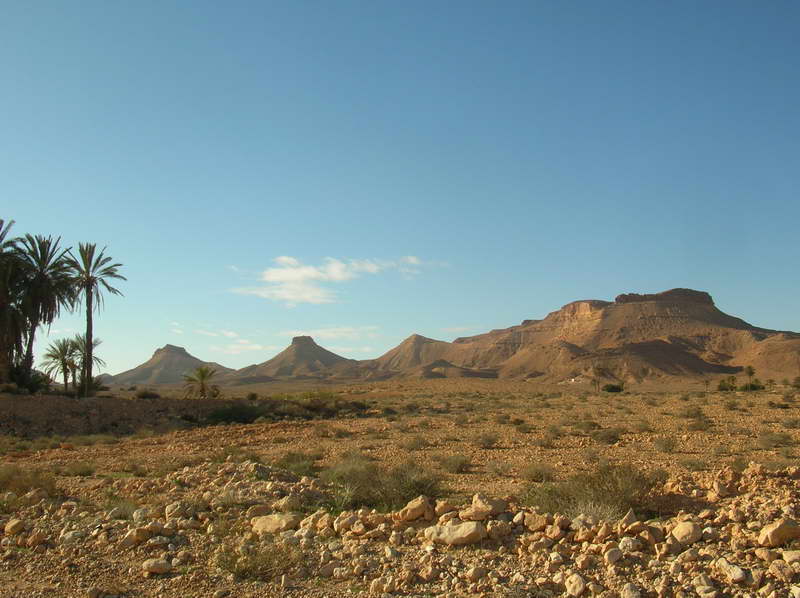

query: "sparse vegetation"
(521, 463), (555, 482)
(439, 454), (470, 473)
(215, 539), (303, 581)
(522, 462), (665, 520)
(321, 453), (441, 510)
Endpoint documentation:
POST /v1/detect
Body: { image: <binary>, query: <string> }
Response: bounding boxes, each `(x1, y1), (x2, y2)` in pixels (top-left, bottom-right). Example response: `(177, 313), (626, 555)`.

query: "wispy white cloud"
(209, 339), (279, 355)
(279, 325), (379, 341)
(227, 265), (240, 273)
(195, 329), (219, 337)
(220, 330), (239, 338)
(232, 255), (431, 306)
(170, 328), (184, 335)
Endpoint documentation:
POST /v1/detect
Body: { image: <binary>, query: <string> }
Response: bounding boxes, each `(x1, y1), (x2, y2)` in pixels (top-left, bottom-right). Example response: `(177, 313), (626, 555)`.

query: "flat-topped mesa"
(291, 335), (316, 346)
(155, 344), (189, 355)
(614, 288), (714, 305)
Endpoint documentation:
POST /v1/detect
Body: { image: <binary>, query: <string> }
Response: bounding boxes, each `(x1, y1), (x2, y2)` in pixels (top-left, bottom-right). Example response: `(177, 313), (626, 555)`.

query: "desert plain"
(2, 377), (800, 598)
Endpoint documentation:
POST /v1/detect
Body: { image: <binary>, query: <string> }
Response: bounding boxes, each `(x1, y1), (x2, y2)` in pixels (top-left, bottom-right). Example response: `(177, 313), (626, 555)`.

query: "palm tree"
(40, 338), (77, 394)
(744, 365), (755, 389)
(71, 334), (105, 390)
(0, 219), (22, 383)
(66, 243), (125, 397)
(183, 366), (220, 399)
(16, 234), (73, 378)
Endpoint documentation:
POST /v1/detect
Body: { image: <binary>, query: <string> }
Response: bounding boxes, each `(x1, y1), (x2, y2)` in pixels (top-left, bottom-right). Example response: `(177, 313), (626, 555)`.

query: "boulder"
(459, 493), (507, 521)
(423, 521), (487, 546)
(565, 573), (586, 596)
(4, 519), (24, 536)
(397, 495), (434, 522)
(759, 519), (800, 547)
(671, 521), (702, 545)
(252, 513), (303, 535)
(142, 558), (172, 575)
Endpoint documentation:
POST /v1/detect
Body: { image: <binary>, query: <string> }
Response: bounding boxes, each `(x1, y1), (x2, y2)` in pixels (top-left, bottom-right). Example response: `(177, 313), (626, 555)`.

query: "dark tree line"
(0, 218), (125, 396)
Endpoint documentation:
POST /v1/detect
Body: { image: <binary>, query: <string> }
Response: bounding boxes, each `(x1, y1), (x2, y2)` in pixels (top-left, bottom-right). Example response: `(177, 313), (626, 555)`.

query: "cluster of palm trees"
(0, 218), (125, 396)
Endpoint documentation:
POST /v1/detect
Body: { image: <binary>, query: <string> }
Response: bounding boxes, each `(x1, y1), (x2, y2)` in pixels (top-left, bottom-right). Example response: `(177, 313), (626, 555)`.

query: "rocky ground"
(2, 383), (800, 597)
(3, 456), (800, 598)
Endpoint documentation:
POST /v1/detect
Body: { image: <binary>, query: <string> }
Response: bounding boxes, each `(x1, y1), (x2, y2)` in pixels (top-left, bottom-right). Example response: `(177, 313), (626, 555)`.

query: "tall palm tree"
(183, 366), (220, 399)
(40, 338), (77, 394)
(744, 365), (756, 389)
(66, 243), (125, 397)
(16, 234), (73, 378)
(0, 219), (21, 383)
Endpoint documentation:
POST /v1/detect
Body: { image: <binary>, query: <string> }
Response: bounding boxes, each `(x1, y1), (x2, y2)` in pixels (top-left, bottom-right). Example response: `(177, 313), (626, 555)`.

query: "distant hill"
(366, 288), (800, 383)
(224, 336), (355, 381)
(110, 345), (233, 385)
(111, 289), (800, 386)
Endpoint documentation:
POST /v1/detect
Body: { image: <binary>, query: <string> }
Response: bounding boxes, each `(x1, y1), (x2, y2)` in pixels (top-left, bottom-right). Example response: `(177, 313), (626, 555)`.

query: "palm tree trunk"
(84, 287), (93, 397)
(0, 328), (10, 384)
(0, 285), (10, 384)
(63, 370), (68, 395)
(23, 318), (39, 377)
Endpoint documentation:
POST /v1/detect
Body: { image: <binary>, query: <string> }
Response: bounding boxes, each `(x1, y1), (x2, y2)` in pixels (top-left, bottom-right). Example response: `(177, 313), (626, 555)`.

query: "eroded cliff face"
(393, 288), (800, 383)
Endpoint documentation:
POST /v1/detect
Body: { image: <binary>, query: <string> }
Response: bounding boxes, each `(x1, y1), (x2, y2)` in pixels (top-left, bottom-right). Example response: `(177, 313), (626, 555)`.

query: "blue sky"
(3, 1), (799, 374)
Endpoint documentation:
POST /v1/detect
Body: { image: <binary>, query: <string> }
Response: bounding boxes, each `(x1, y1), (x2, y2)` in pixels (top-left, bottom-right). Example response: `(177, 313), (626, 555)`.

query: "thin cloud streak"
(232, 255), (429, 306)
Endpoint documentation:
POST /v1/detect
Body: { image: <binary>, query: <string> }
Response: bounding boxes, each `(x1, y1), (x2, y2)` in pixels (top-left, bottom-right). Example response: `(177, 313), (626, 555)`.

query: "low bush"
(321, 453), (441, 511)
(591, 427), (624, 445)
(602, 384), (624, 393)
(486, 461), (512, 477)
(400, 436), (429, 451)
(679, 458), (706, 472)
(653, 436), (677, 453)
(59, 461), (95, 477)
(521, 463), (555, 482)
(473, 433), (499, 449)
(757, 431), (793, 450)
(215, 539), (303, 581)
(135, 389), (160, 399)
(0, 465), (57, 496)
(522, 462), (665, 521)
(439, 454), (470, 474)
(275, 451), (321, 477)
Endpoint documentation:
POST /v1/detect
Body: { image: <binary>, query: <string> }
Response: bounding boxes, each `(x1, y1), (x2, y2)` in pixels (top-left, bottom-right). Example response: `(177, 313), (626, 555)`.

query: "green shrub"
(0, 465), (57, 496)
(321, 454), (441, 510)
(486, 461), (512, 476)
(653, 436), (677, 453)
(59, 461), (95, 477)
(215, 539), (303, 581)
(757, 431), (793, 449)
(135, 389), (160, 399)
(439, 454), (470, 474)
(573, 420), (601, 433)
(591, 427), (624, 445)
(400, 436), (429, 451)
(522, 462), (665, 520)
(473, 433), (499, 449)
(679, 458), (706, 472)
(687, 418), (712, 432)
(602, 384), (624, 393)
(521, 463), (555, 482)
(275, 451), (321, 477)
